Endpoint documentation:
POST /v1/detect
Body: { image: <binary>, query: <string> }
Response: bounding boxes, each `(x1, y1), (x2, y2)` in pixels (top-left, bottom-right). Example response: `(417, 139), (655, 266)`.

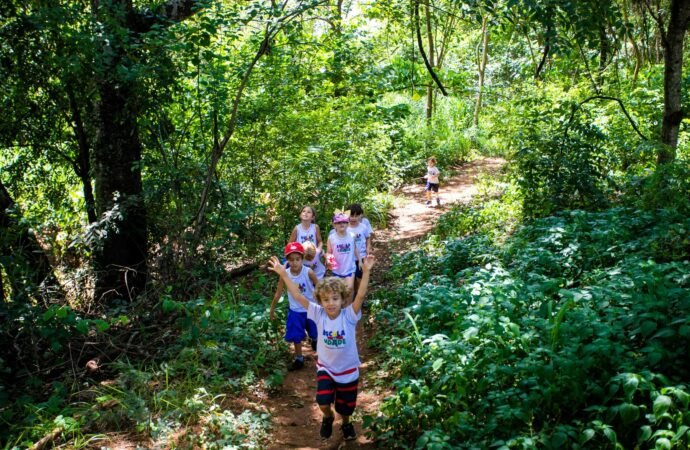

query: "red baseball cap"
(284, 242), (305, 257)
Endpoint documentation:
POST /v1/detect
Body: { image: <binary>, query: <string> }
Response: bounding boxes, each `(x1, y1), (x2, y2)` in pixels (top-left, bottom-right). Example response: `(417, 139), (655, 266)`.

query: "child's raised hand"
(267, 256), (287, 276)
(362, 254), (376, 272)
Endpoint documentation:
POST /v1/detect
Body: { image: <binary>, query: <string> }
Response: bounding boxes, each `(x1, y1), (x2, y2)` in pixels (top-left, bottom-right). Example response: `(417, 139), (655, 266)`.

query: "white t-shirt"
(294, 223), (317, 244)
(286, 266), (315, 312)
(361, 217), (373, 235)
(303, 249), (326, 280)
(426, 166), (440, 184)
(347, 223), (370, 257)
(328, 231), (356, 276)
(307, 302), (361, 383)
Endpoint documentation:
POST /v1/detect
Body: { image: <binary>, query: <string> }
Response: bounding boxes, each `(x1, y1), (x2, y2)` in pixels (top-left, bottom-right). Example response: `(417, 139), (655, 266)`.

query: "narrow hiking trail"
(265, 157), (506, 450)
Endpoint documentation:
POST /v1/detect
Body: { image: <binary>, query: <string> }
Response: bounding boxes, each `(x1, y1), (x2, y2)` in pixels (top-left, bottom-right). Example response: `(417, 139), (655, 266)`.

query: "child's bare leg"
(320, 405), (334, 417)
(346, 275), (355, 299)
(341, 414), (350, 424)
(294, 341), (303, 357)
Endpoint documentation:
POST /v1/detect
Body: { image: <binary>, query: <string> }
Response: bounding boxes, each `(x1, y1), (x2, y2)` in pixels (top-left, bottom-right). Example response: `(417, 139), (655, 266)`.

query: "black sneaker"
(310, 338), (317, 352)
(342, 422), (356, 440)
(320, 416), (334, 439)
(288, 358), (304, 371)
(425, 200), (431, 205)
(436, 198), (441, 206)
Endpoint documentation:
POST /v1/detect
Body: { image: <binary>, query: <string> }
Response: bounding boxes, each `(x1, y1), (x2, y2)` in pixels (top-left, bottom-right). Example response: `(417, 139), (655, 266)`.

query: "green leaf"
(619, 403), (640, 425)
(581, 428), (595, 443)
(653, 395), (672, 417)
(75, 320), (89, 335)
(56, 307), (69, 319)
(604, 427), (617, 444)
(639, 425), (652, 442)
(93, 319), (110, 333)
(655, 438), (671, 450)
(432, 358), (444, 371)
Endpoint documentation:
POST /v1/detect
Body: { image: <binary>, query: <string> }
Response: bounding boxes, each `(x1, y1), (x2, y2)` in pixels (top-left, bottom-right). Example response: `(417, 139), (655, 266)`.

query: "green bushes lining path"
(368, 206), (690, 449)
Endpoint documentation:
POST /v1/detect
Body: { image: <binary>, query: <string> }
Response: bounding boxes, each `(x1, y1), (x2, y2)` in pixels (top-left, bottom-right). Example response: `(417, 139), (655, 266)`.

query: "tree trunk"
(424, 0), (435, 122)
(92, 78), (148, 302)
(91, 1), (148, 302)
(659, 0), (690, 163)
(473, 16), (490, 127)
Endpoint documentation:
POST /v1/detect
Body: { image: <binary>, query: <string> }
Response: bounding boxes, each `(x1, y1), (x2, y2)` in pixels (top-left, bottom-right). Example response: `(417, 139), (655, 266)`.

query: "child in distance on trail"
(424, 156), (441, 207)
(268, 253), (376, 441)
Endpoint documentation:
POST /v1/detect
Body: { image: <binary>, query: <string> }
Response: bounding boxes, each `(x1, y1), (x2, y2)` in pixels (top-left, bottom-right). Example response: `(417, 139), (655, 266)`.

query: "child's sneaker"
(436, 198), (441, 206)
(320, 416), (334, 439)
(342, 422), (356, 440)
(288, 357), (304, 371)
(425, 200), (431, 206)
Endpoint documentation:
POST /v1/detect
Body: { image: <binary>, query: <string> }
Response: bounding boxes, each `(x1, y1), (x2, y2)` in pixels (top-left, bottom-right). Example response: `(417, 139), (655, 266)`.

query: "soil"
(264, 157), (506, 449)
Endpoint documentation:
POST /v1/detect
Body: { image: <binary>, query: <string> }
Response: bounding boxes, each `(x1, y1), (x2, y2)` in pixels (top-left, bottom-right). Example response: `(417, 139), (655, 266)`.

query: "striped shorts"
(315, 370), (359, 416)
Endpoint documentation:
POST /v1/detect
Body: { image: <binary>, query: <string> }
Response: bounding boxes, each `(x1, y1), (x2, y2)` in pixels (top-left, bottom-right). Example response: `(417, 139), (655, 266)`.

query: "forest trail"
(265, 157), (506, 450)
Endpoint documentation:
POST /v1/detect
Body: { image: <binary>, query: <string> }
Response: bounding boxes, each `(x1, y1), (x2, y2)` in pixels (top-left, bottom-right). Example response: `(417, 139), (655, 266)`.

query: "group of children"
(268, 204), (374, 441)
(267, 158), (440, 441)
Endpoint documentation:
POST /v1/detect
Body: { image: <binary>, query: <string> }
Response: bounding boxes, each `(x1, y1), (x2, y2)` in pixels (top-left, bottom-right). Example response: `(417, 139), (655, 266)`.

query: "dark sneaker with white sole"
(342, 422), (356, 440)
(288, 358), (304, 371)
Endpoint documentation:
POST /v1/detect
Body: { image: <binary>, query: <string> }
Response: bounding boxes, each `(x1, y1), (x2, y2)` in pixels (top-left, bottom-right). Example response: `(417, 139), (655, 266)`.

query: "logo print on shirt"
(323, 328), (346, 347)
(336, 242), (351, 253)
(300, 234), (315, 243)
(298, 282), (306, 294)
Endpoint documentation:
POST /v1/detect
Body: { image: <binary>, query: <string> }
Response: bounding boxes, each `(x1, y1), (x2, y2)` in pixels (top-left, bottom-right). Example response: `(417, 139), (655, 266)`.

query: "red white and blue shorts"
(315, 370), (359, 416)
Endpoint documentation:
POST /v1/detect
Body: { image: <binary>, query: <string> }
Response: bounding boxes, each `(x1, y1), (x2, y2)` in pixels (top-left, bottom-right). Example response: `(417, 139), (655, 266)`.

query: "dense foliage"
(368, 177), (690, 449)
(2, 0), (690, 447)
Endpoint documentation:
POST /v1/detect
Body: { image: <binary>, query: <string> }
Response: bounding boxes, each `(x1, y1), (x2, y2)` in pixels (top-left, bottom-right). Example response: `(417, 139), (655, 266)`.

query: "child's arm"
(308, 269), (318, 288)
(288, 226), (297, 244)
(269, 279), (284, 321)
(354, 241), (361, 266)
(326, 236), (333, 256)
(268, 257), (310, 310)
(315, 225), (323, 253)
(352, 255), (375, 315)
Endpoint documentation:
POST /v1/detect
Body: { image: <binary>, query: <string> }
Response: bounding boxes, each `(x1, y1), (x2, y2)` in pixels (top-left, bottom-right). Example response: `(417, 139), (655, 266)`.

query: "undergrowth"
(368, 181), (690, 449)
(2, 274), (283, 449)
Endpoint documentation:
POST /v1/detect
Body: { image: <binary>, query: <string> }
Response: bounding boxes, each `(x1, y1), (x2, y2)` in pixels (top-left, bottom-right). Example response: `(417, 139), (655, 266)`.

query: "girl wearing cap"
(270, 242), (319, 371)
(326, 213), (360, 294)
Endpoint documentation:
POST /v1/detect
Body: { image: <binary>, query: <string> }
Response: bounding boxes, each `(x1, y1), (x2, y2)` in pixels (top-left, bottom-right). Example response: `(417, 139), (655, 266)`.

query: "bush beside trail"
(369, 204), (690, 449)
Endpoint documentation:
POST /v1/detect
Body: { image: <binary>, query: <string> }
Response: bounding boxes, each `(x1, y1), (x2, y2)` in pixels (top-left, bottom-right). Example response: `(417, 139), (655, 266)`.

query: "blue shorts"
(425, 182), (439, 192)
(285, 309), (317, 343)
(332, 272), (354, 279)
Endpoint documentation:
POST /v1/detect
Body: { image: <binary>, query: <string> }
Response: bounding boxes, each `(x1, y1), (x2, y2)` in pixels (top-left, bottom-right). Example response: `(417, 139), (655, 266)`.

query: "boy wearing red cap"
(270, 242), (319, 370)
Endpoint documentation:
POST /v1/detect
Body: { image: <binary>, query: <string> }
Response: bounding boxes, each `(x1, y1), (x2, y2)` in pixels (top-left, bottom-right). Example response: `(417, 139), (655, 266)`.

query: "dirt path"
(264, 157), (505, 449)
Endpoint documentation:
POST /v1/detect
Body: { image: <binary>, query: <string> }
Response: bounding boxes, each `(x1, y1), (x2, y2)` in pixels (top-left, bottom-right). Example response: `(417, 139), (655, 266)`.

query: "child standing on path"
(326, 213), (360, 293)
(424, 157), (441, 206)
(347, 204), (371, 295)
(289, 206), (323, 251)
(268, 253), (376, 441)
(270, 242), (319, 371)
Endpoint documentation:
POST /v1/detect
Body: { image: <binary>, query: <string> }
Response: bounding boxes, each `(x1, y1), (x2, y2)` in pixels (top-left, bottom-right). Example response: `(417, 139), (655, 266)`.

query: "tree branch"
(565, 95), (648, 141)
(414, 0), (447, 96)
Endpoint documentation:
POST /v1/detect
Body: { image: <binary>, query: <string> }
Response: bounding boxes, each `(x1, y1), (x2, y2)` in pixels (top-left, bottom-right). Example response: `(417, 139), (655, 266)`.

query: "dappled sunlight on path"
(264, 157), (506, 449)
